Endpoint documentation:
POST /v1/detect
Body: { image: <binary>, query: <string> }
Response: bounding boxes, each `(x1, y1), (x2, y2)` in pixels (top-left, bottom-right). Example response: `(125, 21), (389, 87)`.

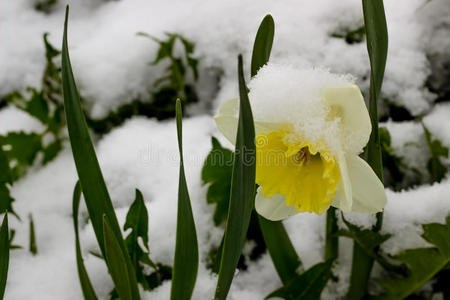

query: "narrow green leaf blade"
(214, 55), (256, 300)
(72, 181), (98, 300)
(61, 7), (139, 299)
(266, 260), (334, 300)
(103, 216), (133, 300)
(170, 99), (199, 300)
(251, 15), (275, 77)
(348, 1), (388, 297)
(250, 13), (301, 285)
(0, 213), (9, 300)
(258, 216), (301, 285)
(28, 214), (37, 255)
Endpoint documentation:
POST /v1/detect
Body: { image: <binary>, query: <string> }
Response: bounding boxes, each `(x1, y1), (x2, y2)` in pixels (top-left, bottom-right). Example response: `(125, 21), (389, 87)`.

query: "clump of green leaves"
(34, 0), (58, 13)
(376, 216), (450, 299)
(138, 32), (199, 119)
(331, 24), (365, 44)
(0, 34), (65, 219)
(422, 123), (449, 182)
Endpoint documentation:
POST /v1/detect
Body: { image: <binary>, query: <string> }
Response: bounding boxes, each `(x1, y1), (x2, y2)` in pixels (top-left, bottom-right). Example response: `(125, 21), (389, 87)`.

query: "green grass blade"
(103, 215), (133, 300)
(61, 6), (139, 299)
(251, 13), (301, 285)
(251, 15), (274, 77)
(348, 0), (388, 298)
(72, 181), (98, 300)
(0, 213), (9, 300)
(29, 214), (37, 255)
(170, 99), (199, 300)
(214, 55), (256, 300)
(258, 216), (301, 284)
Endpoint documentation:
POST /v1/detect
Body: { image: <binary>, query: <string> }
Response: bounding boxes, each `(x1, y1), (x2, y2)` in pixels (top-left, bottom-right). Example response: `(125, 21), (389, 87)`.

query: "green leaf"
(258, 216), (302, 284)
(349, 0), (388, 297)
(0, 213), (9, 300)
(422, 124), (448, 183)
(170, 99), (199, 300)
(376, 216), (450, 299)
(0, 185), (16, 218)
(266, 260), (333, 300)
(103, 215), (133, 300)
(61, 7), (139, 299)
(201, 137), (234, 226)
(251, 15), (274, 77)
(250, 13), (301, 286)
(42, 140), (63, 165)
(1, 132), (42, 169)
(29, 214), (37, 255)
(0, 147), (12, 185)
(214, 55), (256, 300)
(72, 181), (98, 300)
(124, 189), (149, 249)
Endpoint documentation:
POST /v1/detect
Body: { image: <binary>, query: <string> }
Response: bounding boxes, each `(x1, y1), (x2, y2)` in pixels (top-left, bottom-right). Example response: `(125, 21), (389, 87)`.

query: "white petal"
(255, 187), (298, 221)
(214, 98), (281, 145)
(346, 154), (387, 213)
(332, 152), (353, 213)
(324, 85), (372, 149)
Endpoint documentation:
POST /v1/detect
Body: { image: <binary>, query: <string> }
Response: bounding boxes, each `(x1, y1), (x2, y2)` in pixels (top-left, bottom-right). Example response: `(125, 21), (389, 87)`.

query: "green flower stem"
(347, 0), (388, 298)
(324, 207), (339, 261)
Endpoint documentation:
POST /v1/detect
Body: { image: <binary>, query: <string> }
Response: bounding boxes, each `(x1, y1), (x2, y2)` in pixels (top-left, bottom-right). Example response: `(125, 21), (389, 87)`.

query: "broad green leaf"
(349, 0), (388, 297)
(61, 7), (139, 299)
(376, 216), (450, 299)
(251, 15), (274, 77)
(1, 132), (42, 175)
(72, 181), (98, 300)
(170, 99), (199, 300)
(201, 137), (233, 226)
(250, 13), (301, 285)
(214, 55), (256, 300)
(29, 214), (37, 255)
(266, 260), (333, 300)
(0, 213), (9, 300)
(103, 216), (133, 300)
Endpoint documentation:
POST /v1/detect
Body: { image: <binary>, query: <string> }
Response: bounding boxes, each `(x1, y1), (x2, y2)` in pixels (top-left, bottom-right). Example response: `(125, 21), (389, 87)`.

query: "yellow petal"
(214, 97), (281, 145)
(255, 187), (298, 221)
(346, 154), (387, 213)
(324, 85), (371, 150)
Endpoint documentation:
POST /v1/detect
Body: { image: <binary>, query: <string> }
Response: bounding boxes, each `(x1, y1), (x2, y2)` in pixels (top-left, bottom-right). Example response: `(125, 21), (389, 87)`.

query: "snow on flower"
(215, 63), (387, 220)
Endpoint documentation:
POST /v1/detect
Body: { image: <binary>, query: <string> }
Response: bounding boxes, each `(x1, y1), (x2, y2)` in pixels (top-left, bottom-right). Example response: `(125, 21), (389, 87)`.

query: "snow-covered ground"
(1, 0), (450, 299)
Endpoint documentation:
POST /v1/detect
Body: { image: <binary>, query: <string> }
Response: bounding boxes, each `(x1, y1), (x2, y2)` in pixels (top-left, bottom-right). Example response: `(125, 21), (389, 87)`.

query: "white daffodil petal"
(346, 154), (387, 213)
(325, 85), (372, 148)
(255, 187), (298, 221)
(332, 152), (353, 213)
(214, 98), (282, 145)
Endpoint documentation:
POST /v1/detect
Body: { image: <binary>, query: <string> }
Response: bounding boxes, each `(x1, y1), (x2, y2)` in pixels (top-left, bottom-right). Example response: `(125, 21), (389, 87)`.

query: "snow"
(1, 0), (450, 299)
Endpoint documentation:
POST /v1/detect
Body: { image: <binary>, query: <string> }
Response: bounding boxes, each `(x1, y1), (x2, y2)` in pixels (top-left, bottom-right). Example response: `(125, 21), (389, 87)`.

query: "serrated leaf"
(42, 140), (63, 164)
(201, 137), (233, 226)
(0, 213), (9, 300)
(266, 260), (333, 300)
(103, 215), (133, 300)
(62, 7), (139, 299)
(170, 99), (199, 300)
(377, 216), (450, 299)
(72, 181), (98, 300)
(214, 55), (256, 300)
(1, 132), (42, 168)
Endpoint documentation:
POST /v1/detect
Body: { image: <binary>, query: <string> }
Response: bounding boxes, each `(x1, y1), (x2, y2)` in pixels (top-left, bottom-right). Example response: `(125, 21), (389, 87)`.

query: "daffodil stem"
(324, 207), (339, 261)
(347, 0), (388, 298)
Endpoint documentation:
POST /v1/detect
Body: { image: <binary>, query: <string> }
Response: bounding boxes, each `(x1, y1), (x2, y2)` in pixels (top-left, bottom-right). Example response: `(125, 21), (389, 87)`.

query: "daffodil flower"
(214, 64), (387, 221)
